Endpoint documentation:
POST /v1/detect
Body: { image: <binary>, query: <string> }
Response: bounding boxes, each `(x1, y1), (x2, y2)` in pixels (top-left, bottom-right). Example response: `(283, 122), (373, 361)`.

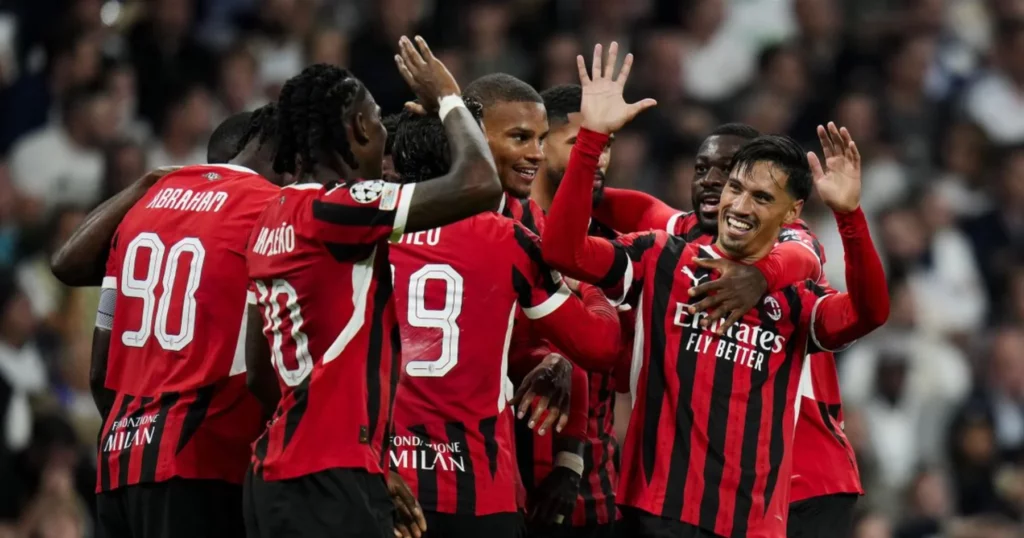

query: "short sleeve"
(600, 231), (660, 307)
(511, 223), (572, 320)
(309, 180), (415, 250)
(102, 231), (121, 291)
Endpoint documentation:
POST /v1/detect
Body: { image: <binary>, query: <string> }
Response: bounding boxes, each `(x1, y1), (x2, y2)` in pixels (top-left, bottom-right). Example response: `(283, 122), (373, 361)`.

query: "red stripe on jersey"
(571, 372), (620, 526)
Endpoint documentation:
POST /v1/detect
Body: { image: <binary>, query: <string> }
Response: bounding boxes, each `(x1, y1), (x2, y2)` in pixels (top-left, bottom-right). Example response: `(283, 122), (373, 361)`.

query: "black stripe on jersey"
(512, 224), (561, 295)
(324, 242), (377, 263)
(118, 396), (151, 487)
(102, 396), (134, 492)
(581, 436), (597, 523)
(312, 199), (397, 227)
(282, 381), (309, 449)
(140, 391), (181, 482)
(515, 418), (536, 490)
(365, 258), (392, 448)
(479, 416), (499, 478)
(409, 424), (438, 509)
(382, 324), (402, 470)
(762, 288), (802, 512)
(698, 280), (733, 530)
(175, 385), (216, 454)
(446, 422), (476, 515)
(601, 233), (657, 291)
(684, 222), (705, 242)
(252, 431), (270, 475)
(731, 294), (777, 537)
(517, 198), (540, 235)
(643, 238), (686, 501)
(597, 380), (618, 523)
(818, 403), (847, 446)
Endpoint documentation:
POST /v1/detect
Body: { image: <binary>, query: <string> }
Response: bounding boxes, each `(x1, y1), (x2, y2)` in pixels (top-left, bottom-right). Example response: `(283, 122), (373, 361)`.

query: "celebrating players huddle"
(51, 36), (889, 538)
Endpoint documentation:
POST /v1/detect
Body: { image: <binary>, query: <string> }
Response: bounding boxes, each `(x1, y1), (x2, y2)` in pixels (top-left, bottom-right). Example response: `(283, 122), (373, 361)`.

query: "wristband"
(438, 95), (466, 122)
(554, 451), (584, 476)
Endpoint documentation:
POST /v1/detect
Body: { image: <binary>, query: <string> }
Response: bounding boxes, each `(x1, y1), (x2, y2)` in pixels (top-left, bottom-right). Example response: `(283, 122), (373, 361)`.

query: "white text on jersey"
(145, 187), (229, 213)
(396, 228), (441, 246)
(674, 303), (787, 371)
(252, 224), (296, 256)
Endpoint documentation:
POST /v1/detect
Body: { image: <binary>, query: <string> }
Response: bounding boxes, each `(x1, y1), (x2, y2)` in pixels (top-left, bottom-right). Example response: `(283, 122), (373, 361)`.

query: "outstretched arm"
(51, 168), (172, 286)
(531, 282), (622, 371)
(594, 187), (683, 233)
(393, 36), (501, 233)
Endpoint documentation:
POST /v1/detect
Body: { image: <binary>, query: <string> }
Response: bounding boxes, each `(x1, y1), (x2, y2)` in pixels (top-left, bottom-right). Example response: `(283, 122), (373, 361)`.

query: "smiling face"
(717, 160), (803, 260)
(481, 101), (549, 198)
(692, 134), (749, 234)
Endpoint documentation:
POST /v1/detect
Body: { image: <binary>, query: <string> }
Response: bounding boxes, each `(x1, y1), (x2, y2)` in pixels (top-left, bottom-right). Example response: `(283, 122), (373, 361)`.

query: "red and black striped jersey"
(389, 209), (619, 516)
(245, 179), (415, 481)
(500, 194), (546, 236)
(97, 165), (279, 492)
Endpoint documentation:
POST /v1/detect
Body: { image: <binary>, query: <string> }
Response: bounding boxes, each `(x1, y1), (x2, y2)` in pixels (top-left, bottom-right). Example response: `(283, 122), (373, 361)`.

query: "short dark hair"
(207, 111), (253, 163)
(274, 64), (367, 175)
(237, 103), (279, 155)
(731, 135), (812, 201)
(541, 84), (582, 126)
(392, 99), (485, 184)
(709, 123), (760, 140)
(383, 113), (402, 156)
(464, 73), (543, 109)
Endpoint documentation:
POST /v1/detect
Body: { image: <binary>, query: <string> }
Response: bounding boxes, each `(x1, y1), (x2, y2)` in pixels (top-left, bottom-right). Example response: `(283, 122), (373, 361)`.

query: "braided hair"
(274, 64), (367, 176)
(392, 98), (485, 184)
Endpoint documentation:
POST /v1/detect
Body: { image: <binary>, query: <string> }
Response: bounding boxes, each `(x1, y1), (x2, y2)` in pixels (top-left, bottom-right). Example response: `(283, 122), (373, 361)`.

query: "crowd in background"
(0, 0), (1022, 537)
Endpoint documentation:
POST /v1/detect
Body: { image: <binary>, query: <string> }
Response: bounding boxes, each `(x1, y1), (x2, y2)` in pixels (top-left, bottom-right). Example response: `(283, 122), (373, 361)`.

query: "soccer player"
(463, 73), (550, 233)
(242, 37), (503, 538)
(386, 99), (622, 537)
(91, 133), (284, 536)
(513, 83), (622, 538)
(590, 126), (864, 536)
(542, 43), (890, 538)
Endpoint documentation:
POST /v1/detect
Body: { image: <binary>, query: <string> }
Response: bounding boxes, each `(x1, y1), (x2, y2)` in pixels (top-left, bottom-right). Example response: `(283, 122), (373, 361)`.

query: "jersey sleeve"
(752, 223), (825, 291)
(594, 187), (686, 234)
(308, 180), (415, 255)
(511, 222), (573, 320)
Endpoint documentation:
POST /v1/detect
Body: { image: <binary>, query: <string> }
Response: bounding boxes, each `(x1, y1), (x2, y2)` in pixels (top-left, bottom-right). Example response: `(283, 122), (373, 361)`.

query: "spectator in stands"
(146, 83), (211, 168)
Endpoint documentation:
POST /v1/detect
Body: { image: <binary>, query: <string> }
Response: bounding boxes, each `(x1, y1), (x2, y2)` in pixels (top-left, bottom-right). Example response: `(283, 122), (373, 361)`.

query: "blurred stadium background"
(0, 0), (1022, 536)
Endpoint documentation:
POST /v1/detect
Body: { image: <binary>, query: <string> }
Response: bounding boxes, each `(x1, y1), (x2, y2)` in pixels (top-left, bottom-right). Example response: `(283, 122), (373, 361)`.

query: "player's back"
(246, 180), (410, 482)
(98, 164), (279, 492)
(389, 211), (559, 516)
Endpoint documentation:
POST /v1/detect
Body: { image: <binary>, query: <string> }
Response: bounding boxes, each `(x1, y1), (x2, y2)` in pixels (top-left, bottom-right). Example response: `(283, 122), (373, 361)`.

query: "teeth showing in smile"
(726, 216), (752, 231)
(516, 169), (537, 179)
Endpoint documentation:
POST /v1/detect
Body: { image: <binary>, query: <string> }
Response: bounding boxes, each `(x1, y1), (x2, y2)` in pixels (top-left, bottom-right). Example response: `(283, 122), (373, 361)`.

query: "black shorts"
(95, 478), (244, 538)
(616, 507), (724, 538)
(424, 511), (525, 538)
(243, 466), (394, 538)
(787, 493), (858, 538)
(528, 521), (616, 538)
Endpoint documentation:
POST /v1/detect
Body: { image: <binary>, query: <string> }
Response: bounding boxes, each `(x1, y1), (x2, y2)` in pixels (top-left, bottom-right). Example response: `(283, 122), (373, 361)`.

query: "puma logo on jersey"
(682, 266), (708, 286)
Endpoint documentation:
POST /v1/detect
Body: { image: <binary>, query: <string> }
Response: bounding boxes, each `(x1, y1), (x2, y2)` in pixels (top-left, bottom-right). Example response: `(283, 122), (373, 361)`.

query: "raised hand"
(807, 122), (862, 213)
(511, 353), (573, 436)
(576, 42), (657, 135)
(394, 35), (460, 112)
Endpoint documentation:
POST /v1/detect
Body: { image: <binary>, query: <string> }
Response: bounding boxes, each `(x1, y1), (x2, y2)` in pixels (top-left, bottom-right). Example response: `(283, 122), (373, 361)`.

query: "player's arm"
(753, 224), (824, 289)
(244, 295), (279, 417)
(594, 187), (685, 233)
(51, 168), (174, 286)
(91, 278), (119, 420)
(393, 36), (501, 233)
(807, 123), (889, 349)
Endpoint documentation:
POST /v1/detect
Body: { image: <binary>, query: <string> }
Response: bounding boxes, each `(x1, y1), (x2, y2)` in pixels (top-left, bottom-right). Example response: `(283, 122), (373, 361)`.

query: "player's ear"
(351, 112), (370, 146)
(783, 199), (804, 225)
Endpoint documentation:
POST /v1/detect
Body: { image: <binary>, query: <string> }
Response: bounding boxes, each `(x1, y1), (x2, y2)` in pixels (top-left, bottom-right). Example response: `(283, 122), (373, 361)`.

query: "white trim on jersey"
(206, 163), (258, 175)
(794, 352), (814, 428)
(390, 183), (416, 242)
(665, 212), (685, 234)
(629, 295), (645, 407)
(498, 302), (517, 413)
(497, 194), (507, 215)
(284, 183), (324, 191)
(608, 260), (634, 307)
(521, 283), (572, 320)
(102, 276), (117, 290)
(809, 294), (854, 353)
(246, 290), (257, 305)
(229, 297), (249, 376)
(323, 247), (377, 364)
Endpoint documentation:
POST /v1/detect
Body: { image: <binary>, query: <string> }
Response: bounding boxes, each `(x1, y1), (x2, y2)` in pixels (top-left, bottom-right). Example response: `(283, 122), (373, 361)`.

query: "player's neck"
(530, 177), (555, 212)
(713, 237), (773, 264)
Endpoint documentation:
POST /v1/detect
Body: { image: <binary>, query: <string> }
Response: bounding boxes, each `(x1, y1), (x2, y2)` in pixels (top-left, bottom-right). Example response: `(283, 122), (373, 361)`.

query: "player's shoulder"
(669, 211), (699, 235)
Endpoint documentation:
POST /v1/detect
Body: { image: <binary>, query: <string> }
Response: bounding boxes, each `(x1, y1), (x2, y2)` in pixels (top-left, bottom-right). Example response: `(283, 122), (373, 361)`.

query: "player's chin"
(505, 176), (534, 198)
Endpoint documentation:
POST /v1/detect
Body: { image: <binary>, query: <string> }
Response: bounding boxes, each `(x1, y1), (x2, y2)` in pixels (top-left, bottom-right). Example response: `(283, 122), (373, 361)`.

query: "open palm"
(808, 122), (862, 213)
(577, 42), (657, 135)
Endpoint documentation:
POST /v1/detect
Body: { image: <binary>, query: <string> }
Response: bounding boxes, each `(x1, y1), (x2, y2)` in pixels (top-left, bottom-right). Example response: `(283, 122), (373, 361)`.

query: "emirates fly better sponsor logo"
(673, 302), (786, 371)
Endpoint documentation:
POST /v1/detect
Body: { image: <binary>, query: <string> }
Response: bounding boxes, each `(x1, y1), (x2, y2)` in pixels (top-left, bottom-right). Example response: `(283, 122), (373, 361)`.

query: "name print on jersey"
(101, 412), (161, 453)
(251, 224), (296, 256)
(389, 434), (467, 473)
(673, 303), (786, 371)
(145, 187), (229, 213)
